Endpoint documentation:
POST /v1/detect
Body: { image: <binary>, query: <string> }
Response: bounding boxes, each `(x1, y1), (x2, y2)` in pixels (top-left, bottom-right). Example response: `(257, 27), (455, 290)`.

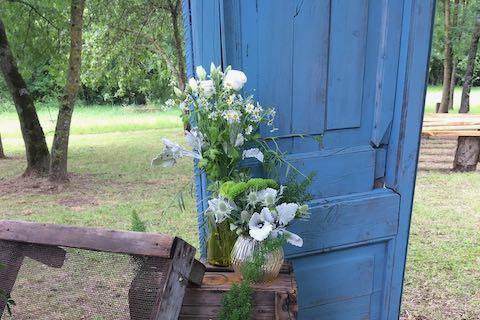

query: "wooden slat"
(180, 263), (297, 320)
(0, 220), (174, 258)
(152, 237), (196, 319)
(422, 130), (480, 137)
(422, 114), (480, 137)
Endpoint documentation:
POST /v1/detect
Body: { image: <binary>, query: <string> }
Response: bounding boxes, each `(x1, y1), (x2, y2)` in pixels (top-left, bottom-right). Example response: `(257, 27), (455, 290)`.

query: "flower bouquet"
(207, 179), (309, 282)
(153, 64), (277, 266)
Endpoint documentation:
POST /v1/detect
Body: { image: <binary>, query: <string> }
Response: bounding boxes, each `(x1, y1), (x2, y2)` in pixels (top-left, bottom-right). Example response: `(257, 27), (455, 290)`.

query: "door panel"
(326, 0), (369, 130)
(285, 189), (399, 257)
(293, 241), (393, 319)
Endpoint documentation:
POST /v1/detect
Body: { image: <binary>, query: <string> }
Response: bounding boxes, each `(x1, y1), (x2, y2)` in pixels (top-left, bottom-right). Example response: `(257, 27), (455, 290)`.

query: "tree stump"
(453, 136), (480, 172)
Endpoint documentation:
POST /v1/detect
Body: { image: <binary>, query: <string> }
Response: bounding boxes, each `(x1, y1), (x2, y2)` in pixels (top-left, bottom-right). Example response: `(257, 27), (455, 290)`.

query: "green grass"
(402, 172), (480, 319)
(1, 96), (479, 319)
(0, 101), (182, 138)
(424, 85), (480, 114)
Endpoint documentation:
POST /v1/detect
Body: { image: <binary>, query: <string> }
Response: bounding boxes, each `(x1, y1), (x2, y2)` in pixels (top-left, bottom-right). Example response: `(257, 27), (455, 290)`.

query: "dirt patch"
(0, 173), (103, 210)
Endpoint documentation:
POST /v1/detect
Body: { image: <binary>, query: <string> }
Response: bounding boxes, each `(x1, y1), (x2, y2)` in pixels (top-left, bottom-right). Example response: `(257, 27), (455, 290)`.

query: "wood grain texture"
(180, 263), (297, 320)
(384, 0), (436, 318)
(326, 0), (368, 130)
(285, 189), (400, 258)
(152, 237), (196, 319)
(0, 220), (174, 258)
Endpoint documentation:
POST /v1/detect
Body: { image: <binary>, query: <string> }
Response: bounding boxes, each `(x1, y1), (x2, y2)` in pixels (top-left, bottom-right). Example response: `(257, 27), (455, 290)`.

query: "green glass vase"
(207, 220), (238, 266)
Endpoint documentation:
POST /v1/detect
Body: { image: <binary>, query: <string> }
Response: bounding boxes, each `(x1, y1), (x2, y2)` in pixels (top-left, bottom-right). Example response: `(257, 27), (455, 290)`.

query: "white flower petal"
(196, 66), (207, 80)
(249, 223), (273, 242)
(234, 133), (245, 147)
(260, 207), (275, 224)
(276, 203), (299, 226)
(223, 70), (247, 91)
(283, 230), (303, 247)
(188, 78), (198, 91)
(242, 148), (264, 162)
(257, 188), (278, 206)
(199, 80), (215, 97)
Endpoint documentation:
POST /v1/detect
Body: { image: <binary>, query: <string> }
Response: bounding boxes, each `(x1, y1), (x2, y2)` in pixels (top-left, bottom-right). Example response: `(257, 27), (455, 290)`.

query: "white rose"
(199, 80), (215, 98)
(188, 78), (198, 92)
(223, 70), (247, 91)
(196, 66), (207, 80)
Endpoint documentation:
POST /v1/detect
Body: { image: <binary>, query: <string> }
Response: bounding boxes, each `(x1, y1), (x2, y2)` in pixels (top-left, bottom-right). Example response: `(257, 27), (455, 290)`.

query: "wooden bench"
(0, 220), (205, 320)
(180, 263), (298, 319)
(422, 113), (480, 137)
(422, 114), (480, 171)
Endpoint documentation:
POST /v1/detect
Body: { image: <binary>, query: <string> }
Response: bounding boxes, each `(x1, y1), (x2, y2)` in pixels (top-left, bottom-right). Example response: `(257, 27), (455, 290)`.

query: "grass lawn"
(0, 94), (479, 319)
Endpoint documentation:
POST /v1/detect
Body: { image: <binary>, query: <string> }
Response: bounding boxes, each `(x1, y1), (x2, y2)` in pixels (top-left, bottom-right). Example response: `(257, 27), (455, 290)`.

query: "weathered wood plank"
(0, 220), (174, 258)
(285, 189), (400, 258)
(180, 262), (297, 320)
(384, 0), (436, 317)
(152, 237), (196, 319)
(422, 130), (480, 137)
(326, 0), (368, 130)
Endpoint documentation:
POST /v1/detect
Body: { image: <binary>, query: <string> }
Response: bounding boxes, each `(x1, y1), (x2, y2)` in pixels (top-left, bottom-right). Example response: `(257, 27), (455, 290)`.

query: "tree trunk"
(439, 0), (453, 113)
(448, 63), (456, 110)
(0, 133), (6, 159)
(170, 0), (186, 90)
(448, 0), (460, 111)
(459, 16), (480, 113)
(49, 0), (85, 182)
(454, 15), (480, 172)
(0, 18), (50, 175)
(453, 137), (480, 172)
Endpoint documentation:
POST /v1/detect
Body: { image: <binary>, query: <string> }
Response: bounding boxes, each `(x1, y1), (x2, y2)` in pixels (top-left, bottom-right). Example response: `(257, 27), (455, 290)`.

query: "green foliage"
(430, 0), (480, 85)
(130, 210), (147, 233)
(281, 173), (314, 205)
(0, 0), (179, 104)
(219, 181), (248, 200)
(219, 237), (286, 320)
(218, 281), (253, 320)
(246, 178), (279, 192)
(219, 178), (278, 200)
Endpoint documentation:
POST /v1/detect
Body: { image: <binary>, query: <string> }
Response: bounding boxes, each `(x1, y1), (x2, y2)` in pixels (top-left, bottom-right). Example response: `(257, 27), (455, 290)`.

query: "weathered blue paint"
(183, 0), (435, 318)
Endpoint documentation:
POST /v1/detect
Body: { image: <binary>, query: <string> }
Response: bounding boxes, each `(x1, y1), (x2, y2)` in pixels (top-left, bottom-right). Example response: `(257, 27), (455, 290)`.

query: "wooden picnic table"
(422, 113), (480, 171)
(422, 113), (480, 137)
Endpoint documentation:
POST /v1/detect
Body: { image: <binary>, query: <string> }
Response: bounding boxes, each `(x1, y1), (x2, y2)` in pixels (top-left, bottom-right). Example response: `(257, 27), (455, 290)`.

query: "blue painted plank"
(326, 0), (369, 130)
(184, 0), (224, 257)
(292, 241), (390, 319)
(280, 145), (376, 198)
(371, 0), (404, 146)
(384, 0), (436, 318)
(291, 0), (329, 136)
(257, 1), (295, 136)
(285, 189), (399, 257)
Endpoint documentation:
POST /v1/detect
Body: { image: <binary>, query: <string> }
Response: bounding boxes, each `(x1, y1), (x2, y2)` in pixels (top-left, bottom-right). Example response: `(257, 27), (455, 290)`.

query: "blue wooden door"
(183, 0), (435, 319)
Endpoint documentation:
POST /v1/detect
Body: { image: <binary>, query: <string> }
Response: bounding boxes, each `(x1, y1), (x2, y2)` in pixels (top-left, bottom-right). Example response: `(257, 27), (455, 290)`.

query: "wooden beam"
(0, 220), (174, 258)
(152, 237), (196, 319)
(422, 130), (480, 137)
